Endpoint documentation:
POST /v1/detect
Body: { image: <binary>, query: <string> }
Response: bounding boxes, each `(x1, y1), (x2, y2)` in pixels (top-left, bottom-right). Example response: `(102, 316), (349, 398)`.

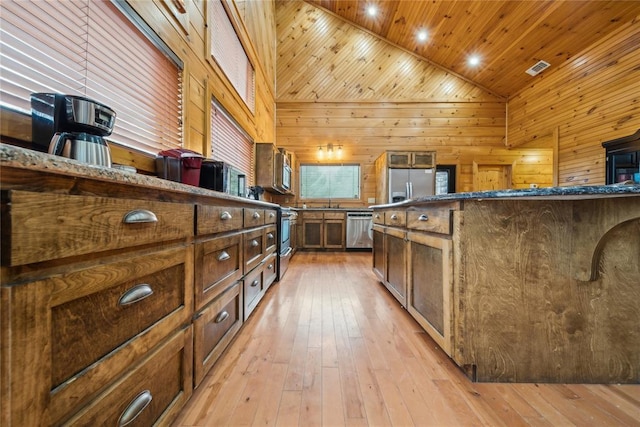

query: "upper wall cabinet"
(388, 151), (436, 169)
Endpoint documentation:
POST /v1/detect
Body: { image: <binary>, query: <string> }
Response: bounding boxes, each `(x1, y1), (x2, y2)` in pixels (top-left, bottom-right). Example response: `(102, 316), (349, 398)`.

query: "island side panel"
(458, 197), (640, 383)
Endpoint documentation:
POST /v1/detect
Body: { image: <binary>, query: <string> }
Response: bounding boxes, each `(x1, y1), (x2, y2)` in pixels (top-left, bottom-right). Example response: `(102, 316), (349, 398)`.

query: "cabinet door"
(411, 152), (435, 168)
(324, 219), (344, 248)
(193, 282), (242, 387)
(372, 226), (385, 281)
(303, 220), (323, 248)
(384, 229), (407, 306)
(388, 152), (411, 167)
(407, 232), (453, 356)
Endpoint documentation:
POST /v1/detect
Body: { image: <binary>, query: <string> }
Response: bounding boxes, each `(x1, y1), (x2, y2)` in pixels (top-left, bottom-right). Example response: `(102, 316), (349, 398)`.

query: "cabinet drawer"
(62, 327), (192, 426)
(244, 208), (265, 228)
(197, 206), (243, 235)
(385, 210), (406, 227)
(50, 246), (191, 392)
(244, 228), (265, 273)
(2, 190), (193, 266)
(193, 282), (243, 387)
(264, 251), (278, 290)
(324, 211), (345, 219)
(265, 209), (277, 224)
(302, 211), (323, 219)
(265, 225), (277, 253)
(372, 212), (384, 225)
(244, 265), (265, 320)
(196, 232), (243, 310)
(407, 208), (452, 235)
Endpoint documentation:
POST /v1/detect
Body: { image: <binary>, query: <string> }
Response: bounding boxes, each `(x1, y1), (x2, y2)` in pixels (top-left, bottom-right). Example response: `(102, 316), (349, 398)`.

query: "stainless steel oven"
(277, 208), (297, 280)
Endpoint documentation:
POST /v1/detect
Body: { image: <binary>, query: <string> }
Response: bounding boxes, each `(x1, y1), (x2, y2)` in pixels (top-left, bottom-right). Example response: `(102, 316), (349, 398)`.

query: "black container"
(156, 148), (204, 186)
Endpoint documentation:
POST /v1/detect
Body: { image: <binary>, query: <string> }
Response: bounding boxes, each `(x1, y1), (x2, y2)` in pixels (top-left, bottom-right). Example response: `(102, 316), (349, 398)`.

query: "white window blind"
(211, 98), (254, 183)
(209, 0), (255, 112)
(300, 165), (361, 199)
(0, 0), (183, 155)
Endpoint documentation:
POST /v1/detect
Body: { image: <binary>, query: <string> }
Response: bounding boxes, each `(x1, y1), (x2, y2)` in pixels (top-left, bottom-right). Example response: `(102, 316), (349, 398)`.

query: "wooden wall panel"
(274, 1), (552, 207)
(507, 18), (640, 186)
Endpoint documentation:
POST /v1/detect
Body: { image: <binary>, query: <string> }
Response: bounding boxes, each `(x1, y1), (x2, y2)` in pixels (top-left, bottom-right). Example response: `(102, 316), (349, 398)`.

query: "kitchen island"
(371, 185), (640, 383)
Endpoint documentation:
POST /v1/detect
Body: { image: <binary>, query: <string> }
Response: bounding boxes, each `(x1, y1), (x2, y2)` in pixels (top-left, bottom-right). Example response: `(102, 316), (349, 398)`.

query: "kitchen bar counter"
(371, 184), (639, 208)
(371, 188), (639, 383)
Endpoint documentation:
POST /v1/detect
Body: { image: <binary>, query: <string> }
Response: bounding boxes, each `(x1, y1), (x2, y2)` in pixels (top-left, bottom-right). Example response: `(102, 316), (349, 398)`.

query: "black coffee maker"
(31, 93), (116, 167)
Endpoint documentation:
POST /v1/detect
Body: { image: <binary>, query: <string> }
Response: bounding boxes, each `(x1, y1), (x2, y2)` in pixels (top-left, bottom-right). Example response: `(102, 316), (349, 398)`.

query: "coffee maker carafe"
(31, 93), (116, 167)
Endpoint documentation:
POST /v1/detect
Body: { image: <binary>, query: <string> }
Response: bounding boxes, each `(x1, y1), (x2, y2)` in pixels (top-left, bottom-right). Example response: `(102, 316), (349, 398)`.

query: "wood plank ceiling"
(305, 0), (640, 98)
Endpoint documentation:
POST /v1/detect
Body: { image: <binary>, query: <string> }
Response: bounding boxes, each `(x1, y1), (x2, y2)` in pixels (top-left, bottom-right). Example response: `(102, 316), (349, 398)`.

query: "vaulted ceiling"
(305, 0), (640, 98)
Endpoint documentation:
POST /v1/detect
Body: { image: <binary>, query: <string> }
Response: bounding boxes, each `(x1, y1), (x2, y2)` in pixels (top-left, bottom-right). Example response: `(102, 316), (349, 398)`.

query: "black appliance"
(199, 160), (246, 196)
(436, 165), (456, 194)
(277, 207), (297, 281)
(31, 93), (116, 167)
(602, 130), (640, 184)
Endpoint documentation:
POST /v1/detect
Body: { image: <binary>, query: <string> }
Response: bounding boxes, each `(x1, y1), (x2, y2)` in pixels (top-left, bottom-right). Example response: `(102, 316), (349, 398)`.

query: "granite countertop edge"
(370, 184), (640, 209)
(0, 143), (279, 207)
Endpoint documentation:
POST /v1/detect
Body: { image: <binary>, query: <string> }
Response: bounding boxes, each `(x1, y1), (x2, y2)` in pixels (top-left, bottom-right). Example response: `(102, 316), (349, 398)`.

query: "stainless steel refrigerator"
(388, 168), (435, 202)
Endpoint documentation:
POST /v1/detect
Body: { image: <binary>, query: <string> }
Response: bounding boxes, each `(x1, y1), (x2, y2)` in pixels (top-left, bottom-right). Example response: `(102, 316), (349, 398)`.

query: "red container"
(156, 148), (204, 186)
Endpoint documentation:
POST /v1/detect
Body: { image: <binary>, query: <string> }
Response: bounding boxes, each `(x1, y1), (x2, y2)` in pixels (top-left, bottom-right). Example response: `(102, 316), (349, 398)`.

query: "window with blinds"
(300, 164), (361, 199)
(0, 0), (183, 155)
(210, 98), (254, 183)
(209, 0), (255, 112)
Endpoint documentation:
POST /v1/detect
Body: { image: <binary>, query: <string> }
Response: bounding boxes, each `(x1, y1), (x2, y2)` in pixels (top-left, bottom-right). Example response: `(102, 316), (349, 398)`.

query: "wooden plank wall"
(507, 18), (640, 186)
(273, 1), (552, 207)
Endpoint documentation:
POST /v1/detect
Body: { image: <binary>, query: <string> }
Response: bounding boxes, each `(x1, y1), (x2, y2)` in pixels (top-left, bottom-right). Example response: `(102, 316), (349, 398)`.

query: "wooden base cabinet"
(193, 282), (243, 387)
(407, 232), (454, 356)
(301, 210), (345, 249)
(384, 228), (407, 307)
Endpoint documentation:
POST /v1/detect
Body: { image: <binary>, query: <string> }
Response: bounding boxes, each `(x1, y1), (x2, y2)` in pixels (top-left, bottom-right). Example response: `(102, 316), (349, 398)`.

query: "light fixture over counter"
(317, 143), (342, 160)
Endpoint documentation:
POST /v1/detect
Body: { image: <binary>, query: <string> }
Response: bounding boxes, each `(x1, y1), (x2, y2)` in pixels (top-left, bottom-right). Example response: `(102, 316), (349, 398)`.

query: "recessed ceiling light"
(468, 55), (481, 67)
(366, 4), (377, 17)
(417, 29), (428, 42)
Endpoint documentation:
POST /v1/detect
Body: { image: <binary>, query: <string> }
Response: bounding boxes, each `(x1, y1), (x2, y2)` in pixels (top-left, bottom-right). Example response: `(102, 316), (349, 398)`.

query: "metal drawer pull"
(268, 263), (273, 270)
(218, 251), (231, 261)
(251, 279), (259, 287)
(253, 211), (261, 219)
(418, 214), (429, 221)
(118, 390), (152, 426)
(390, 214), (398, 220)
(267, 233), (274, 239)
(123, 209), (158, 224)
(375, 214), (380, 219)
(220, 211), (232, 220)
(118, 284), (153, 306)
(251, 240), (259, 247)
(215, 311), (230, 323)
(269, 212), (275, 218)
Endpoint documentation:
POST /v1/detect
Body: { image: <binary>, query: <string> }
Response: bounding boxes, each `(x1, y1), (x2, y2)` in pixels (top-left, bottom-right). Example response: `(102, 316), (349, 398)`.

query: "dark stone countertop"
(370, 183), (640, 209)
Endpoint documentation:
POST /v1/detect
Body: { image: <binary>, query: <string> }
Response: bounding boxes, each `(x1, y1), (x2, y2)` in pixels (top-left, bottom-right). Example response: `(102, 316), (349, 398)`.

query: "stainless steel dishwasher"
(346, 211), (373, 249)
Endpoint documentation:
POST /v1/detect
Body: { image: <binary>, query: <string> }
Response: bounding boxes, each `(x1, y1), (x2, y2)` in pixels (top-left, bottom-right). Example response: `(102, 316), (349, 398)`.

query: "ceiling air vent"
(526, 60), (551, 76)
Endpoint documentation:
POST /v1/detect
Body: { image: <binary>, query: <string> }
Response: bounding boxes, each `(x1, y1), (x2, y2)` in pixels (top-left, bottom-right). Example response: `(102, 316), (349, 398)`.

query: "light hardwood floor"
(173, 252), (640, 426)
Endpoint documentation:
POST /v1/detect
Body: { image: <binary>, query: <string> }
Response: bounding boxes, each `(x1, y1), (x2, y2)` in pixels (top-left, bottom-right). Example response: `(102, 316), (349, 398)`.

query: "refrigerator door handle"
(406, 182), (410, 199)
(409, 181), (413, 198)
